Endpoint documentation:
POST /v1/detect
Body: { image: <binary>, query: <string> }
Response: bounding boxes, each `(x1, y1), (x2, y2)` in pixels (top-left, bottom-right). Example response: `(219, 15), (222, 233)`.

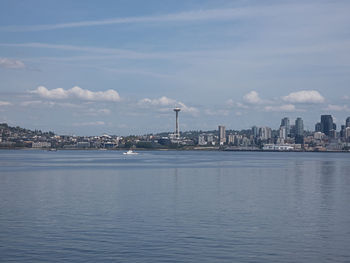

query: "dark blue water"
(1, 150), (350, 262)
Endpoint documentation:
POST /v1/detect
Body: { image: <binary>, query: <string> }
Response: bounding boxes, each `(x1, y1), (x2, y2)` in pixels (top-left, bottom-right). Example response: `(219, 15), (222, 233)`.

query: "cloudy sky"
(0, 0), (349, 135)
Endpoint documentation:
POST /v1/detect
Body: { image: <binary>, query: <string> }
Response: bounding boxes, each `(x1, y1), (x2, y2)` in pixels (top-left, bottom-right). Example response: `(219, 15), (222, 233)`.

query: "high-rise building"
(346, 127), (350, 141)
(340, 125), (346, 138)
(280, 117), (290, 136)
(218, 125), (226, 145)
(346, 117), (350, 128)
(315, 122), (321, 132)
(329, 129), (337, 139)
(321, 115), (334, 136)
(227, 134), (235, 144)
(259, 127), (272, 140)
(279, 126), (287, 140)
(295, 117), (304, 144)
(252, 126), (258, 138)
(295, 117), (304, 136)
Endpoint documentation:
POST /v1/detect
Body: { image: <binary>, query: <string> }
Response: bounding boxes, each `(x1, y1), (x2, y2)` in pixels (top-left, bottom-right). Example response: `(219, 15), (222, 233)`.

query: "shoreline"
(0, 147), (349, 153)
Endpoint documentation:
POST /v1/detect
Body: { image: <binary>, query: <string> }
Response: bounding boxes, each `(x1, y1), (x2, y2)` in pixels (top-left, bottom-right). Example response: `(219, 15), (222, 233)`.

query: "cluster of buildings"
(195, 115), (350, 151)
(0, 123), (121, 149)
(1, 111), (350, 151)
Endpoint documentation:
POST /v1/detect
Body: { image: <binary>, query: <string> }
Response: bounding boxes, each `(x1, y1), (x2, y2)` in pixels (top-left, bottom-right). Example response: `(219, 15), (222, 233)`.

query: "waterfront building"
(32, 141), (51, 148)
(263, 144), (294, 151)
(321, 115), (334, 136)
(76, 142), (90, 148)
(218, 125), (226, 145)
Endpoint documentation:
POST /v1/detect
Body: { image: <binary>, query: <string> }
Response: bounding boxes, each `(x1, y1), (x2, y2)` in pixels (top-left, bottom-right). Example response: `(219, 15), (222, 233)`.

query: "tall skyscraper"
(340, 125), (346, 138)
(295, 117), (304, 144)
(346, 117), (350, 128)
(218, 125), (226, 145)
(295, 117), (304, 136)
(252, 126), (258, 138)
(280, 117), (290, 136)
(321, 115), (334, 136)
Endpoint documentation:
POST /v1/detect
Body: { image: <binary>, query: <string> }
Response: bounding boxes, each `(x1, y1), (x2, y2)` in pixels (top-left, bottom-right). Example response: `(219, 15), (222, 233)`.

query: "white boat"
(123, 150), (138, 155)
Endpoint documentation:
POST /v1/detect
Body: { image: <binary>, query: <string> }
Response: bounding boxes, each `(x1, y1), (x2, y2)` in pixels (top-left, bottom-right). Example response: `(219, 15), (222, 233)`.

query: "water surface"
(0, 150), (349, 262)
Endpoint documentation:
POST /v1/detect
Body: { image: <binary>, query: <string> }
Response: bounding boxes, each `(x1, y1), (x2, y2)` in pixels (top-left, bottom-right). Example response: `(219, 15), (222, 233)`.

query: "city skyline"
(1, 0), (350, 135)
(2, 112), (350, 151)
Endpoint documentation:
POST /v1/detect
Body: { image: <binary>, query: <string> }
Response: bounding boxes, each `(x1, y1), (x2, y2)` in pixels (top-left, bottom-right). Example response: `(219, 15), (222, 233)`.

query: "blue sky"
(0, 0), (349, 135)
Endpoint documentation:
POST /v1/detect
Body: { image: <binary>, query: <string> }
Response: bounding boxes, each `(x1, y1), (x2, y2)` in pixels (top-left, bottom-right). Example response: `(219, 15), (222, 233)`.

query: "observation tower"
(174, 108), (181, 138)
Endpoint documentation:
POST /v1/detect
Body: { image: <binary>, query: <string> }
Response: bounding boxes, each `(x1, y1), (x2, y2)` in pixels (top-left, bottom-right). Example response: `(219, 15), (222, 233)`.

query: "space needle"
(174, 108), (181, 138)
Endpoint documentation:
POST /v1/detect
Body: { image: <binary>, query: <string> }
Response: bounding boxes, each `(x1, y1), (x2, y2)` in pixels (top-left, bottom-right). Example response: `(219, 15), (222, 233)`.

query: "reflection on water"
(0, 150), (350, 263)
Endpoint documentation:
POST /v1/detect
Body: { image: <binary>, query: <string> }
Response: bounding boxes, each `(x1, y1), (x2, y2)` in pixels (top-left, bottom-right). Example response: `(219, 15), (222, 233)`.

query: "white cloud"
(325, 104), (350, 112)
(139, 96), (177, 107)
(177, 102), (199, 115)
(264, 104), (297, 112)
(243, 91), (262, 104)
(31, 86), (121, 102)
(0, 101), (12, 106)
(0, 58), (25, 69)
(138, 96), (198, 115)
(282, 90), (325, 104)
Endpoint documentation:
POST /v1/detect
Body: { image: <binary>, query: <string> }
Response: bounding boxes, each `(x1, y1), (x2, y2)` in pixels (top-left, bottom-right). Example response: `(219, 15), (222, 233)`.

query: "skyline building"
(218, 125), (226, 145)
(340, 125), (346, 138)
(227, 134), (235, 144)
(295, 117), (304, 136)
(346, 127), (350, 140)
(320, 115), (334, 136)
(280, 117), (290, 136)
(315, 122), (322, 132)
(279, 126), (287, 140)
(295, 117), (304, 144)
(346, 117), (350, 128)
(252, 126), (259, 138)
(259, 127), (272, 140)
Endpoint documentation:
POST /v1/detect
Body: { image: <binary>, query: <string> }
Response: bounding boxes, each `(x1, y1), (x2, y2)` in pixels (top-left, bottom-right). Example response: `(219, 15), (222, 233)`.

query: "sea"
(0, 150), (349, 262)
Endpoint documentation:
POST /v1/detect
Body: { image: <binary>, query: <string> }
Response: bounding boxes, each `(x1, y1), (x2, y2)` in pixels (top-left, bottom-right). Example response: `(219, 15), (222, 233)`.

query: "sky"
(0, 0), (349, 135)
